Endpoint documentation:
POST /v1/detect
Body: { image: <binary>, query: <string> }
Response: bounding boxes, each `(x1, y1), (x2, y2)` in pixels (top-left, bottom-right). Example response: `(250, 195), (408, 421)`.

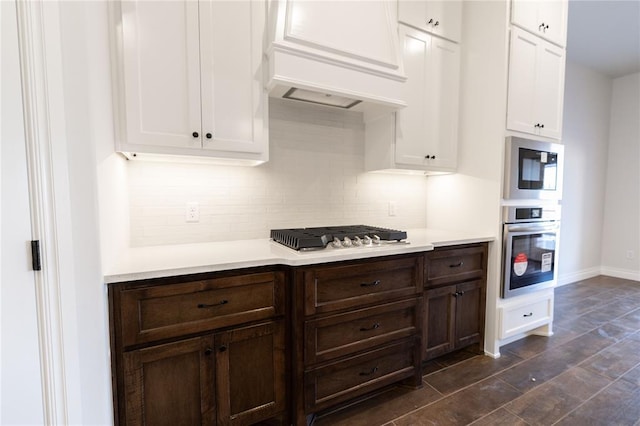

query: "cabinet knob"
(219, 345), (228, 352)
(453, 292), (459, 298)
(434, 21), (440, 27)
(540, 124), (544, 128)
(431, 155), (436, 159)
(192, 131), (199, 138)
(427, 18), (434, 24)
(204, 348), (213, 355)
(523, 312), (533, 317)
(206, 133), (212, 139)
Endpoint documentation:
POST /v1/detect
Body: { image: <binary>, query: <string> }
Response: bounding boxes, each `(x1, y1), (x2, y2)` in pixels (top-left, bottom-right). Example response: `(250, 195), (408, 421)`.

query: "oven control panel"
(503, 205), (561, 224)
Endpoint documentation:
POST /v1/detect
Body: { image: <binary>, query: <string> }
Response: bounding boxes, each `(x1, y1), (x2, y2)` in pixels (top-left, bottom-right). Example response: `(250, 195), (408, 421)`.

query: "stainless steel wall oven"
(502, 206), (560, 298)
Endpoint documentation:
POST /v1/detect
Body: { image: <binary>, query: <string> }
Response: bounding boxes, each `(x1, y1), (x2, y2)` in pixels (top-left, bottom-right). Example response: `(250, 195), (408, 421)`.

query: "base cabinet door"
(123, 337), (216, 426)
(454, 280), (483, 349)
(424, 285), (455, 359)
(215, 321), (286, 426)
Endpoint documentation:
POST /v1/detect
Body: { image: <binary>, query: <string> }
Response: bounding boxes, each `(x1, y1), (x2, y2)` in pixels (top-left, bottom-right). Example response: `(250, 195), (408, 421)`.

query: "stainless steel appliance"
(504, 136), (564, 200)
(270, 225), (408, 251)
(502, 206), (560, 298)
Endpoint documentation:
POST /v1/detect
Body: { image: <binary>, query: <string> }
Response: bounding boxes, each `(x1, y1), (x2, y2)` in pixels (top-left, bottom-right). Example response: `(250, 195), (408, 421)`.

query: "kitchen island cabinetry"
(424, 244), (488, 360)
(506, 27), (566, 140)
(292, 254), (424, 425)
(365, 24), (460, 173)
(109, 0), (268, 162)
(109, 270), (287, 425)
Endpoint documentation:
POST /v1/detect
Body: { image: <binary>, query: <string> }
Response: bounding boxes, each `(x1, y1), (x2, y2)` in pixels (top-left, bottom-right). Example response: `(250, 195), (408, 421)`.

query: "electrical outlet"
(388, 201), (397, 217)
(626, 250), (635, 260)
(185, 202), (200, 223)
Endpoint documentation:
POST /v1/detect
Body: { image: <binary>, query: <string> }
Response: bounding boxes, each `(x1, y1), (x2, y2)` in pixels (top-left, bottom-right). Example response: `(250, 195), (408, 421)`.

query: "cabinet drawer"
(426, 245), (486, 287)
(119, 272), (285, 347)
(304, 338), (419, 412)
(304, 298), (421, 364)
(500, 296), (553, 339)
(302, 256), (423, 315)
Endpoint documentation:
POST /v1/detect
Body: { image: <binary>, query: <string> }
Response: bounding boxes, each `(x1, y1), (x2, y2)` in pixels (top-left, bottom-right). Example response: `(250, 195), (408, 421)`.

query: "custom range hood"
(265, 0), (407, 117)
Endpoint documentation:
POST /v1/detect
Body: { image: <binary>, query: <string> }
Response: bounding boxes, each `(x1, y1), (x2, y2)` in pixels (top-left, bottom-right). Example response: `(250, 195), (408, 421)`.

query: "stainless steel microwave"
(504, 137), (564, 200)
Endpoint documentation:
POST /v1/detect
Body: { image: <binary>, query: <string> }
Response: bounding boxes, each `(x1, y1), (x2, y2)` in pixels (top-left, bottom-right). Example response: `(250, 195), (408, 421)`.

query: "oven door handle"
(505, 223), (560, 233)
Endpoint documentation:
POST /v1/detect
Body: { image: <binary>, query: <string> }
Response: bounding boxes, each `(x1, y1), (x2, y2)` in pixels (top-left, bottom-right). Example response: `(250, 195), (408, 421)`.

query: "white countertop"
(104, 228), (495, 283)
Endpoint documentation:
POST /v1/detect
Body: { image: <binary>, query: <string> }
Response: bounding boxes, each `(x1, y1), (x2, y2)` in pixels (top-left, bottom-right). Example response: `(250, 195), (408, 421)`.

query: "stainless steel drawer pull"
(197, 300), (229, 309)
(360, 323), (381, 332)
(449, 261), (464, 268)
(523, 312), (533, 317)
(360, 280), (381, 287)
(359, 366), (379, 376)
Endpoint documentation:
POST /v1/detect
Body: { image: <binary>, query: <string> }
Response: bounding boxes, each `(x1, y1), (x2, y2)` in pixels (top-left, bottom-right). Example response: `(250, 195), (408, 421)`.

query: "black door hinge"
(31, 240), (41, 271)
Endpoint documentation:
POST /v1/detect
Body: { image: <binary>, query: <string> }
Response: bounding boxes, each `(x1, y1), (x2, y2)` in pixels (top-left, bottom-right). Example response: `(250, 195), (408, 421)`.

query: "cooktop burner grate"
(270, 225), (407, 251)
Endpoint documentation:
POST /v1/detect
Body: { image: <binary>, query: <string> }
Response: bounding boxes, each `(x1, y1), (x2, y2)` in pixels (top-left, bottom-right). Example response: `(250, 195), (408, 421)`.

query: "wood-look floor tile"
(580, 339), (640, 380)
(394, 377), (522, 426)
(424, 352), (523, 395)
(555, 378), (640, 426)
(501, 327), (582, 360)
(503, 367), (611, 426)
(313, 384), (443, 426)
(470, 408), (529, 425)
(621, 364), (640, 387)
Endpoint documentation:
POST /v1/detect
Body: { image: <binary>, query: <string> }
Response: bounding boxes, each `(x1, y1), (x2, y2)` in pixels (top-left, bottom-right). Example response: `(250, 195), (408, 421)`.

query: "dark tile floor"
(313, 276), (640, 426)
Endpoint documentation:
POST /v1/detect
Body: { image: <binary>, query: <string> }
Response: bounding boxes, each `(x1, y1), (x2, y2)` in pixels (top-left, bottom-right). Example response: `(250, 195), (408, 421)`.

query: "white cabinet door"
(398, 0), (462, 43)
(394, 25), (459, 172)
(120, 1), (202, 149)
(511, 0), (568, 47)
(199, 0), (266, 154)
(506, 27), (565, 140)
(115, 0), (267, 160)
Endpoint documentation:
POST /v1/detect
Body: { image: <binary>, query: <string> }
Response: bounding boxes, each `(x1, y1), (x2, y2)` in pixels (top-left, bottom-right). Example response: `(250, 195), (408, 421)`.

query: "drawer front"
(119, 272), (285, 347)
(303, 256), (423, 315)
(426, 245), (486, 288)
(304, 338), (419, 412)
(304, 298), (421, 364)
(500, 296), (553, 339)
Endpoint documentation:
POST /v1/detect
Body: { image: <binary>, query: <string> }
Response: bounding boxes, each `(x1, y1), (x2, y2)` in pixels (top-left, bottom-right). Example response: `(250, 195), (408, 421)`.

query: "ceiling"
(566, 0), (640, 78)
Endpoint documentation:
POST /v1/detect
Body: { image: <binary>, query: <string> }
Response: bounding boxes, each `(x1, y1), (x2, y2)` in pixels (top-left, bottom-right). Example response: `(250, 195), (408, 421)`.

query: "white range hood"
(265, 0), (407, 118)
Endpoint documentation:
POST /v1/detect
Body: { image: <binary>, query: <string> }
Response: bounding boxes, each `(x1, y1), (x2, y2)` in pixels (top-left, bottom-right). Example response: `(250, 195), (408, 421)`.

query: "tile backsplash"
(128, 99), (429, 246)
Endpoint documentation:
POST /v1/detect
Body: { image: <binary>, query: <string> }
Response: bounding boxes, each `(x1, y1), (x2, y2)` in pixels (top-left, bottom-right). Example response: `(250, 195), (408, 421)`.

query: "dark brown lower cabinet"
(122, 320), (285, 426)
(424, 280), (484, 359)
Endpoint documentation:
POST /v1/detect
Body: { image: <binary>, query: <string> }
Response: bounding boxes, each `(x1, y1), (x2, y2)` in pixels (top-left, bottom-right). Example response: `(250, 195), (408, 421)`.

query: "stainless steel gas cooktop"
(270, 225), (408, 251)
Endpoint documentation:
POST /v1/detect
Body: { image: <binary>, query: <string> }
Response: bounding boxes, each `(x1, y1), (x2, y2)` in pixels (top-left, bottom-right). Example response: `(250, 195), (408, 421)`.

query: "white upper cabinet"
(506, 27), (566, 140)
(398, 0), (462, 43)
(365, 24), (460, 173)
(511, 0), (568, 47)
(112, 0), (268, 162)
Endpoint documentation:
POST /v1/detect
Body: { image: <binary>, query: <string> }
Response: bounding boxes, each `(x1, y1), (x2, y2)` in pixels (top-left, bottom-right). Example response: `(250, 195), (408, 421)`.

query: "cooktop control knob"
(353, 236), (362, 246)
(342, 237), (353, 247)
(373, 235), (381, 244)
(363, 235), (373, 246)
(331, 237), (342, 248)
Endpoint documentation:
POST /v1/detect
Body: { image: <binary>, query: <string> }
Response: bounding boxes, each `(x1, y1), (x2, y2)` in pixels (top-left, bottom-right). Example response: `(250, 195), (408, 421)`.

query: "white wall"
(126, 98), (429, 247)
(557, 61), (612, 284)
(601, 72), (640, 280)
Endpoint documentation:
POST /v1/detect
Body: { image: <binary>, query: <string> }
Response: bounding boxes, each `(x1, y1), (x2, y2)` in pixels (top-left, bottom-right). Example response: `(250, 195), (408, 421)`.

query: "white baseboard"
(600, 267), (640, 282)
(557, 267), (601, 286)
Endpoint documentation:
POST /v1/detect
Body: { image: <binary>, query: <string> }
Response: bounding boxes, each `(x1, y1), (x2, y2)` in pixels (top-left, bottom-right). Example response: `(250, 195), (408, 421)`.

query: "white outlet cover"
(186, 202), (200, 223)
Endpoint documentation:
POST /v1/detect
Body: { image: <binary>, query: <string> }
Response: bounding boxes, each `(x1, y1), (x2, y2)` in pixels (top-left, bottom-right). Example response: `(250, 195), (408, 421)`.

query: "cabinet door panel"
(538, 0), (567, 46)
(123, 336), (215, 426)
(215, 321), (285, 426)
(535, 42), (565, 139)
(454, 280), (484, 349)
(200, 0), (265, 153)
(424, 285), (455, 360)
(121, 1), (201, 148)
(506, 28), (539, 134)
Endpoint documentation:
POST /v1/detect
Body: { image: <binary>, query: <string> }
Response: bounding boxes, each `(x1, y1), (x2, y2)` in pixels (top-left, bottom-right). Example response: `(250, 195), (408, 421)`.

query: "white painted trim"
(600, 267), (640, 282)
(15, 1), (69, 424)
(557, 267), (601, 286)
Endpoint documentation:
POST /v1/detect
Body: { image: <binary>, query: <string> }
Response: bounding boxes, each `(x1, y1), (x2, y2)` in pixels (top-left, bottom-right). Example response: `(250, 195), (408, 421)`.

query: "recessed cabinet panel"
(120, 1), (201, 148)
(398, 0), (462, 43)
(511, 0), (568, 47)
(506, 27), (565, 140)
(113, 0), (268, 161)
